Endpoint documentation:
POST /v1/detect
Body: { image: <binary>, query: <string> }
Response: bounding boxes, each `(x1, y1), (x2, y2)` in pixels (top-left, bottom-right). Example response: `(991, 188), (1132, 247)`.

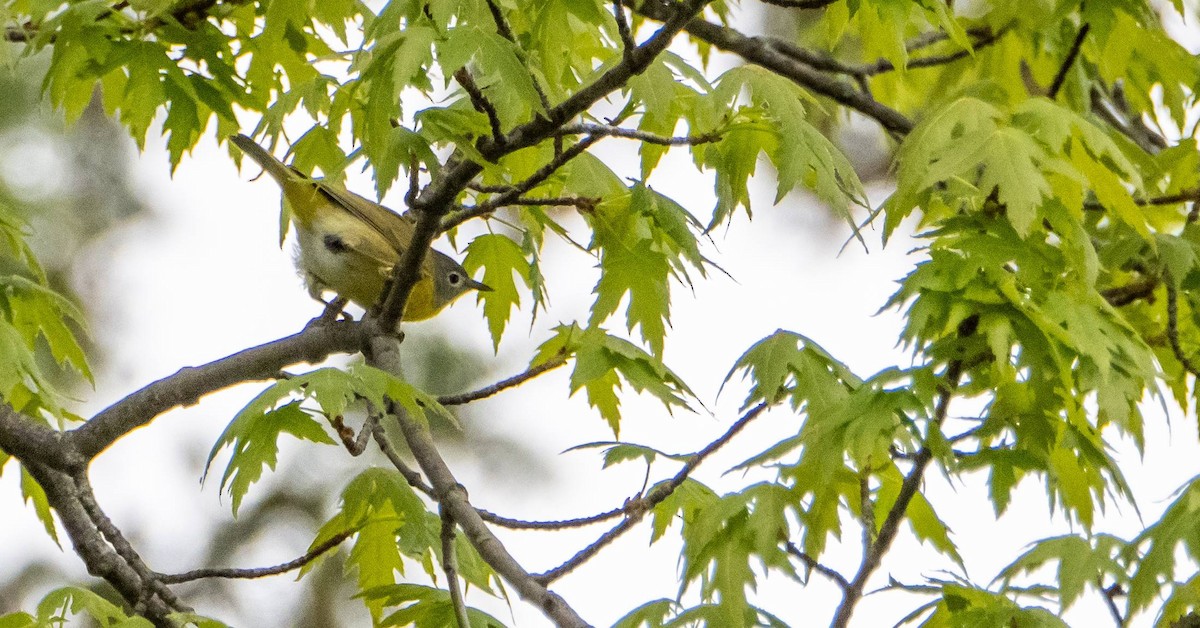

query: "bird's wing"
(314, 181), (418, 256)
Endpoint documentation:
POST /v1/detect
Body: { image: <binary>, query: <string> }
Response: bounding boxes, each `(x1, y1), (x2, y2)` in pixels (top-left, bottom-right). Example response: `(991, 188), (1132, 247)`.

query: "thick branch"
(631, 0), (913, 135)
(390, 398), (591, 627)
(21, 462), (179, 627)
(0, 403), (84, 471)
(70, 321), (362, 459)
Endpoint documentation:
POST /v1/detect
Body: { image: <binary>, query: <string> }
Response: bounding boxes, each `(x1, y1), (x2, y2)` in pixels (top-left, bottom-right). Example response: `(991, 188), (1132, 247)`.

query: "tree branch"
(0, 403), (84, 471)
(630, 1), (914, 136)
(388, 397), (591, 627)
(439, 136), (600, 231)
(69, 321), (363, 460)
(757, 0), (837, 8)
(438, 356), (568, 406)
(536, 403), (769, 583)
(785, 541), (849, 591)
(378, 0), (712, 330)
(1101, 276), (1158, 307)
(371, 413), (621, 530)
(440, 506), (472, 628)
(454, 68), (506, 146)
(477, 506), (626, 530)
(1165, 276), (1200, 377)
(20, 462), (179, 627)
(554, 123), (721, 146)
(159, 529), (355, 583)
(73, 472), (186, 612)
(1047, 23), (1090, 100)
(830, 359), (964, 627)
(771, 25), (1009, 78)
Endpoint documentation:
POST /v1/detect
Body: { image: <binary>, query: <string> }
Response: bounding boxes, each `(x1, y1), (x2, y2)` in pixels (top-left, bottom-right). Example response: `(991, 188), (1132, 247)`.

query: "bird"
(229, 134), (490, 322)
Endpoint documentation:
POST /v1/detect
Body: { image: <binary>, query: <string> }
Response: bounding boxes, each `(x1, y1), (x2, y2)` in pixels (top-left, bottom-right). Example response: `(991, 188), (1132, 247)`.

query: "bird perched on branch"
(230, 134), (490, 322)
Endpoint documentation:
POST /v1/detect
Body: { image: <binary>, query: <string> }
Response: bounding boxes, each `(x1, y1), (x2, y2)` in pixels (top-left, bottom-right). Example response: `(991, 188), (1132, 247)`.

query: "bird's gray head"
(431, 251), (491, 306)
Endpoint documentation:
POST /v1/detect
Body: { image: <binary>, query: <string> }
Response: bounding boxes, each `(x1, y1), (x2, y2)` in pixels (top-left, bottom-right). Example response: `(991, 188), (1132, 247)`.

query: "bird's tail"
(230, 134), (298, 186)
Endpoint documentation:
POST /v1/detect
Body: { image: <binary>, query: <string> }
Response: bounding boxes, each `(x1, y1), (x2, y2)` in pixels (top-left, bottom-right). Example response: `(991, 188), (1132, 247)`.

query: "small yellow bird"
(230, 134), (490, 321)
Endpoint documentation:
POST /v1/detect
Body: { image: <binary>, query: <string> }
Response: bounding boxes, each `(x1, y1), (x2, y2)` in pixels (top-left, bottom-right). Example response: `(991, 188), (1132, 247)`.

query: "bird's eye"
(448, 271), (462, 286)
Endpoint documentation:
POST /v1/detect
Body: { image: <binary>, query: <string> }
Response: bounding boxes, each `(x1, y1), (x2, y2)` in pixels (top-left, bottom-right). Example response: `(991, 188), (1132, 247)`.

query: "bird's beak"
(468, 278), (493, 292)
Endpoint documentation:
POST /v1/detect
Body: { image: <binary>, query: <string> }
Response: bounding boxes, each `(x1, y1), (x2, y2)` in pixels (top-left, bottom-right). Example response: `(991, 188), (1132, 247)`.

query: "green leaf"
(565, 441), (690, 469)
(723, 329), (861, 411)
(20, 465), (58, 547)
(34, 587), (153, 628)
(365, 583), (508, 627)
(564, 324), (697, 435)
(0, 612), (34, 628)
(650, 478), (717, 544)
(1, 274), (92, 384)
(612, 599), (680, 628)
(206, 400), (335, 516)
(924, 584), (1069, 627)
(998, 534), (1128, 611)
(463, 234), (532, 350)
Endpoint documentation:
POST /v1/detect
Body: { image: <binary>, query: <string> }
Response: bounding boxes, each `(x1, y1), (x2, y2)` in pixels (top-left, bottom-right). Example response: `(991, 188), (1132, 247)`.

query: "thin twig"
(536, 403), (769, 583)
(440, 136), (601, 231)
(331, 413), (374, 455)
(72, 473), (187, 612)
(370, 417), (436, 495)
(906, 26), (997, 54)
(831, 348), (967, 627)
(1101, 276), (1158, 307)
(1090, 86), (1168, 154)
(613, 0), (636, 58)
(785, 542), (849, 591)
(371, 409), (621, 530)
(482, 0), (554, 117)
(1165, 276), (1200, 377)
(159, 529), (355, 583)
(455, 68), (506, 146)
(440, 506), (471, 628)
(555, 123), (721, 145)
(1047, 23), (1090, 100)
(1101, 581), (1126, 627)
(438, 356), (568, 406)
(1140, 188), (1200, 206)
(477, 507), (626, 530)
(457, 196), (598, 211)
(766, 25), (1009, 78)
